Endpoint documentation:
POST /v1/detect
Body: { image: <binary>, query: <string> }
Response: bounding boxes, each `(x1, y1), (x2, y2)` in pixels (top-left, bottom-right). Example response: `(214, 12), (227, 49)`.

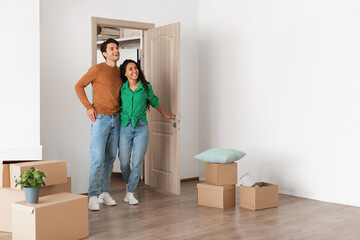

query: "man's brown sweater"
(75, 62), (122, 115)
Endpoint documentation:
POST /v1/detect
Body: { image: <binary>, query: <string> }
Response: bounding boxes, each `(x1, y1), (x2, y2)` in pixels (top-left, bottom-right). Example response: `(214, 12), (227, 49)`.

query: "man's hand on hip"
(87, 108), (97, 123)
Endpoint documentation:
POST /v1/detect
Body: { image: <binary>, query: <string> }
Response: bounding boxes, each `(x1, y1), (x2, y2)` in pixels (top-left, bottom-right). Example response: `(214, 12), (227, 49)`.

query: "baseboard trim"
(181, 177), (199, 182)
(79, 174), (200, 195)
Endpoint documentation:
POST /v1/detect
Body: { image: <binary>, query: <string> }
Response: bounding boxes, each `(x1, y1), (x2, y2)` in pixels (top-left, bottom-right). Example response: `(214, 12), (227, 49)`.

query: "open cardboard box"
(239, 182), (278, 210)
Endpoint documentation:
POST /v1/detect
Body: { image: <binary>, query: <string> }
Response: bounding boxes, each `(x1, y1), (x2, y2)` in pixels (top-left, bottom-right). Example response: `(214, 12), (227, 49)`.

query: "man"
(75, 38), (122, 211)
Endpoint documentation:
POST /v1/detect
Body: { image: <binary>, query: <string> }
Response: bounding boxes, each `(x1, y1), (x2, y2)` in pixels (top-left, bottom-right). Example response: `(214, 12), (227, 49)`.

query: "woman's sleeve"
(147, 84), (160, 108)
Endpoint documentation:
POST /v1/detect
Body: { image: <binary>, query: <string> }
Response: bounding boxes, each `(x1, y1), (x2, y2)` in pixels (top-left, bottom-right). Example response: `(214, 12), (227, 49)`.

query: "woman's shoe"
(124, 192), (139, 205)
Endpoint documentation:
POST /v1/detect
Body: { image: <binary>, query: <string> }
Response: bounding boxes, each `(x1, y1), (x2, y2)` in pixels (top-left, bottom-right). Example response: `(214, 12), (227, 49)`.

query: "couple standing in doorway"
(75, 38), (174, 211)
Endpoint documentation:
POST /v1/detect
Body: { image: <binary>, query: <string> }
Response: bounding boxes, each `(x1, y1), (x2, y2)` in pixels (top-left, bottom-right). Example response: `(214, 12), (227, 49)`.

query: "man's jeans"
(119, 120), (149, 193)
(88, 113), (120, 197)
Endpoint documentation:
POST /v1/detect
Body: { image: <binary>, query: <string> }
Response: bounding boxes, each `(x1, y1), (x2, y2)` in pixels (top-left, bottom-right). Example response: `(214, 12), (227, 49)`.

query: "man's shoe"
(98, 192), (116, 206)
(88, 196), (100, 211)
(124, 192), (139, 205)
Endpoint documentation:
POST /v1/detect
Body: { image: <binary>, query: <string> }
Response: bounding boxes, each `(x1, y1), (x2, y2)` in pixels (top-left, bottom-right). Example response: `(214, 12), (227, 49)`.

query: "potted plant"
(15, 167), (47, 203)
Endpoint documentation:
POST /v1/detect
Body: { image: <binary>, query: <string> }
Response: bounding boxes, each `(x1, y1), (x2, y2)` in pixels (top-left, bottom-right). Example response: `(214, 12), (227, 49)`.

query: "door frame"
(91, 17), (181, 194)
(91, 17), (155, 66)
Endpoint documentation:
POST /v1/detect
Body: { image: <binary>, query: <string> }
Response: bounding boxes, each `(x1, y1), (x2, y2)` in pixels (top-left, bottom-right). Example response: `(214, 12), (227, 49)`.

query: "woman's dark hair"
(100, 38), (119, 60)
(120, 59), (150, 110)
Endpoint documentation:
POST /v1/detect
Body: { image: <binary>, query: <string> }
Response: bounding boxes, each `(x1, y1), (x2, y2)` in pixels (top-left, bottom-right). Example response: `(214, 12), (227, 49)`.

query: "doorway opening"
(92, 17), (155, 174)
(96, 26), (141, 68)
(91, 17), (181, 195)
(91, 17), (154, 67)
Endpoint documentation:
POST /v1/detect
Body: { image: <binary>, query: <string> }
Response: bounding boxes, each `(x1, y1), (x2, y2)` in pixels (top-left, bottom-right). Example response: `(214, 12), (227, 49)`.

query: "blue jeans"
(88, 113), (120, 197)
(119, 120), (149, 193)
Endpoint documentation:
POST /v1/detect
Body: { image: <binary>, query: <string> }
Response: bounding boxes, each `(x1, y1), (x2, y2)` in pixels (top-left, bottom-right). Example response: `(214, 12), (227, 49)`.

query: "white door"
(144, 23), (181, 195)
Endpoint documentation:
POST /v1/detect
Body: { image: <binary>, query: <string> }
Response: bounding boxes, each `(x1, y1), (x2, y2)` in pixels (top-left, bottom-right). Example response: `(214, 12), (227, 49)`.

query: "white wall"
(40, 0), (199, 193)
(0, 0), (42, 161)
(199, 0), (360, 206)
(3, 0), (359, 207)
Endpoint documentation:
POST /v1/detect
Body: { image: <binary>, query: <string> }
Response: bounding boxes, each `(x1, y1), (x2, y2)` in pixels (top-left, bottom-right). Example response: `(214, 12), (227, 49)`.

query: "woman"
(119, 59), (174, 205)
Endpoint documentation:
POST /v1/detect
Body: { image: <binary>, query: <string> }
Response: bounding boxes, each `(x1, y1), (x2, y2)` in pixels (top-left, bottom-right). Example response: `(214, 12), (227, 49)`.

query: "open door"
(144, 23), (180, 195)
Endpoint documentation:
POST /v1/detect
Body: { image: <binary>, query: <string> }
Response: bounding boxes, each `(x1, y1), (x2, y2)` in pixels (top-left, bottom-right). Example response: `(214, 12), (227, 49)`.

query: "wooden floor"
(1, 175), (360, 240)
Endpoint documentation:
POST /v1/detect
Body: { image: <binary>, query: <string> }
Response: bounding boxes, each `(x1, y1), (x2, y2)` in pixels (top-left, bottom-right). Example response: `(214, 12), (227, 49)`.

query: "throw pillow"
(194, 148), (246, 164)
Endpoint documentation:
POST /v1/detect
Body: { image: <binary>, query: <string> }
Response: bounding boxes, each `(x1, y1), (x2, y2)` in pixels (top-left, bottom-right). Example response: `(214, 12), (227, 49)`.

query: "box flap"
(11, 203), (35, 214)
(28, 193), (86, 208)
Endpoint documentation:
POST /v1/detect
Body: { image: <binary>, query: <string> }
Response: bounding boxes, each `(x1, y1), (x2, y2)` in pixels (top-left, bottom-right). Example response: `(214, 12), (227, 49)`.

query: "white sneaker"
(88, 196), (100, 211)
(98, 192), (116, 206)
(124, 192), (139, 205)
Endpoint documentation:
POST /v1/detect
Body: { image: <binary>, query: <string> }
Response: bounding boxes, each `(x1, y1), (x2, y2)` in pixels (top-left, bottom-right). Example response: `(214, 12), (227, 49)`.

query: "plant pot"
(24, 187), (40, 203)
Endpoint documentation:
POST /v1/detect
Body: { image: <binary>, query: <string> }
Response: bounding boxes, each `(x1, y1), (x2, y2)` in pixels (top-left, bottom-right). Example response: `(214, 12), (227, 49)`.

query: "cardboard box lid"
(197, 182), (235, 191)
(11, 203), (35, 214)
(11, 193), (87, 213)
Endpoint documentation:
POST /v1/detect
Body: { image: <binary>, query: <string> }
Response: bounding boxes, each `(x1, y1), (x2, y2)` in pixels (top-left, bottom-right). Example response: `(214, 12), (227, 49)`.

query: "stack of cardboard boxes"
(197, 162), (279, 210)
(0, 160), (88, 239)
(197, 162), (237, 209)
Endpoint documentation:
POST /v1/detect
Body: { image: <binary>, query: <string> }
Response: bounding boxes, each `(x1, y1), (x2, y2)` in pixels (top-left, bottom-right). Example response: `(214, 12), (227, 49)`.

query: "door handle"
(175, 113), (182, 130)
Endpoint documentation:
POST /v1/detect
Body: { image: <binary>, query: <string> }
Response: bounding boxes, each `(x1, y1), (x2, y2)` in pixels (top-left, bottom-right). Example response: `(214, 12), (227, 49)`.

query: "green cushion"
(194, 148), (246, 163)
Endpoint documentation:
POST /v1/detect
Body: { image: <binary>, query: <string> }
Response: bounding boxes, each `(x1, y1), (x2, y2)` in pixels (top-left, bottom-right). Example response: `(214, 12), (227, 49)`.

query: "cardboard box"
(1, 160), (41, 187)
(197, 182), (235, 209)
(0, 187), (24, 232)
(239, 182), (278, 210)
(205, 162), (237, 185)
(12, 192), (88, 240)
(39, 177), (71, 197)
(10, 160), (67, 190)
(0, 177), (71, 232)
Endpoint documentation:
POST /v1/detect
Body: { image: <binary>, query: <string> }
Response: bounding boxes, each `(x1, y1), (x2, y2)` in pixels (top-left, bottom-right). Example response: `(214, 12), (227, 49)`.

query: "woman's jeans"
(119, 120), (149, 193)
(88, 113), (120, 197)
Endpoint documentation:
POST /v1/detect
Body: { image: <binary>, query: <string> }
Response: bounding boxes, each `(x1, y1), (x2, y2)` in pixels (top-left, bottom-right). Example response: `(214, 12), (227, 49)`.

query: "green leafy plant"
(15, 167), (47, 188)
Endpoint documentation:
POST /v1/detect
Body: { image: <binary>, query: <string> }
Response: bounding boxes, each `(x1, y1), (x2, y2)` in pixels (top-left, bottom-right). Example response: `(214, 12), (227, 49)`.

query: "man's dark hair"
(100, 38), (119, 60)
